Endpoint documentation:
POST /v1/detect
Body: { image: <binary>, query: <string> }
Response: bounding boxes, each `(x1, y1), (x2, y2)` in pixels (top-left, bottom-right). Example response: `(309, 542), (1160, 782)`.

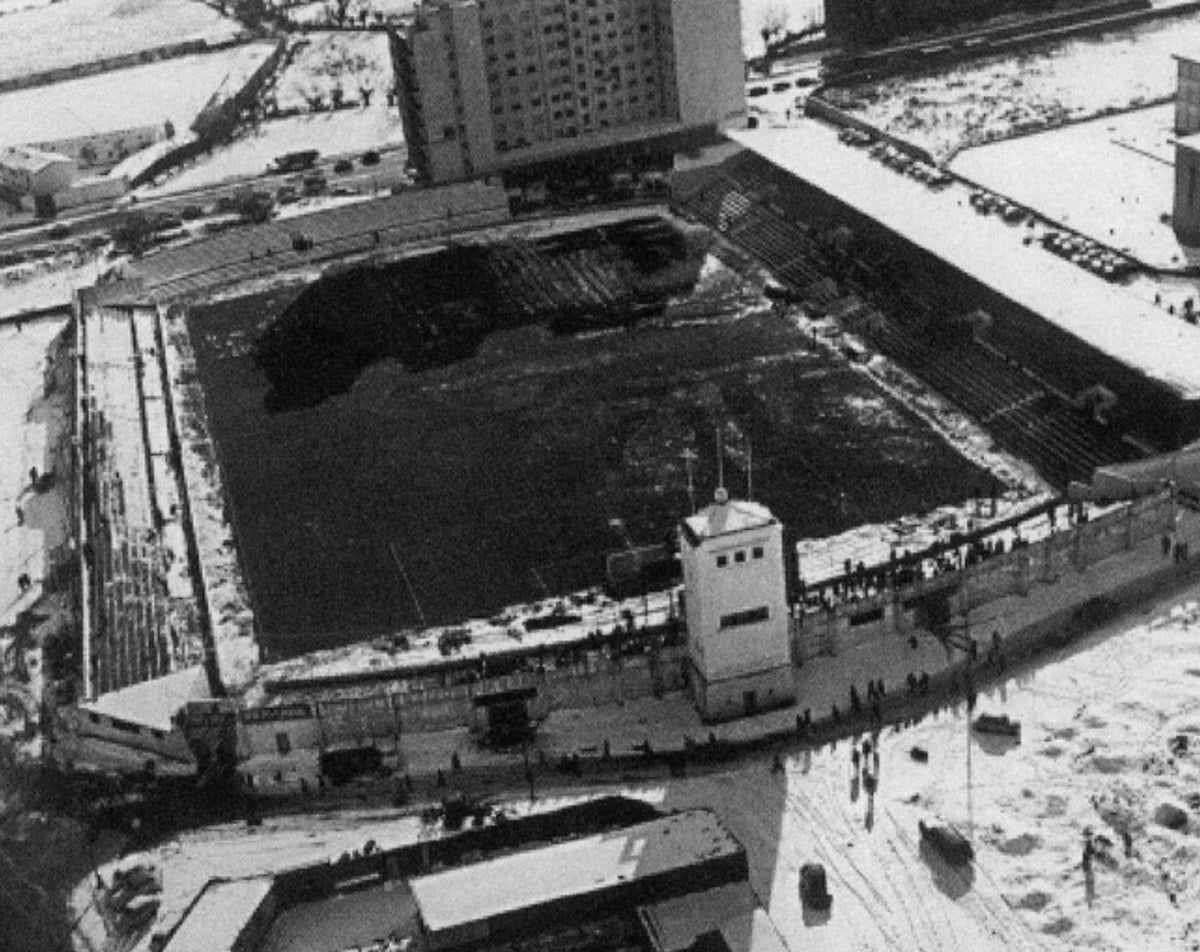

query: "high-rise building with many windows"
(394, 0), (745, 184)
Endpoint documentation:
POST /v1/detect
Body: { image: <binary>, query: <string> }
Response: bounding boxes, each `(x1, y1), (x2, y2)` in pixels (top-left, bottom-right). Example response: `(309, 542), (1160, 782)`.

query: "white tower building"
(678, 488), (795, 722)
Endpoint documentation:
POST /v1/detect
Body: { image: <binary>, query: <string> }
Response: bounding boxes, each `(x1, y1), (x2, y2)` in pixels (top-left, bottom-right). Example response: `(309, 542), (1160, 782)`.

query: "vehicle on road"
(799, 862), (832, 910)
(361, 149), (381, 165)
(919, 820), (974, 865)
(47, 223), (71, 239)
(973, 713), (1021, 738)
(271, 150), (320, 174)
(333, 158), (354, 174)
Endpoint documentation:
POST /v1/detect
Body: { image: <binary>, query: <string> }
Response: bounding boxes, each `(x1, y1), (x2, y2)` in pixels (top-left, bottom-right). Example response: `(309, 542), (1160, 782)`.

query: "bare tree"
(759, 3), (790, 50)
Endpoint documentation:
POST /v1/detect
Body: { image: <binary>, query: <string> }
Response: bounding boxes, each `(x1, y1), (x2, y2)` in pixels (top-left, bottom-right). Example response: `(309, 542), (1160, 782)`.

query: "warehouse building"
(409, 809), (748, 951)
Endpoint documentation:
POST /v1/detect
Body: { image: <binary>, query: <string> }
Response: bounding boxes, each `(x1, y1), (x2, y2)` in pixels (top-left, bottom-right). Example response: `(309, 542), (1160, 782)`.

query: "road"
(0, 145), (410, 255)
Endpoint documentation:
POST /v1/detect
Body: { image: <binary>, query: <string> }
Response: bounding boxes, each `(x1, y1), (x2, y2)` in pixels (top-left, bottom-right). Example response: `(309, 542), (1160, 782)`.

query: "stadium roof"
(732, 124), (1200, 399)
(409, 810), (742, 934)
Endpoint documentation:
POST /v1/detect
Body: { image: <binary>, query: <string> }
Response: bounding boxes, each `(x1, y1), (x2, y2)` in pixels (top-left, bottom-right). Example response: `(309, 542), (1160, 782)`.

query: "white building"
(678, 489), (795, 722)
(395, 0), (747, 184)
(0, 145), (75, 198)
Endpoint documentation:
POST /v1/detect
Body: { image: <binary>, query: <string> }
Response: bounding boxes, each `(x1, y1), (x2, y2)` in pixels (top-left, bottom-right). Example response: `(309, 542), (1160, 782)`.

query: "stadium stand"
(672, 159), (1142, 488)
(78, 304), (207, 698)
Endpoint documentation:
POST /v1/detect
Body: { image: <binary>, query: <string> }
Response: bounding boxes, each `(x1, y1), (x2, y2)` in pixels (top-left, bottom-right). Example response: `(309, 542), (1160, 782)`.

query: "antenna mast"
(716, 426), (725, 492)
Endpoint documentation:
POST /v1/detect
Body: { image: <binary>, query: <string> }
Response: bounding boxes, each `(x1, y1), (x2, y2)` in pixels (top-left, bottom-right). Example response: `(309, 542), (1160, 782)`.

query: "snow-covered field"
(0, 42), (279, 151)
(273, 32), (395, 113)
(0, 0), (243, 84)
(142, 32), (404, 193)
(832, 11), (1200, 161)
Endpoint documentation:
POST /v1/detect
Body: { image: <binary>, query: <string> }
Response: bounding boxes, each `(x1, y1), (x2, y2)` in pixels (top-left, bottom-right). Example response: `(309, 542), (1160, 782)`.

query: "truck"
(271, 150), (320, 174)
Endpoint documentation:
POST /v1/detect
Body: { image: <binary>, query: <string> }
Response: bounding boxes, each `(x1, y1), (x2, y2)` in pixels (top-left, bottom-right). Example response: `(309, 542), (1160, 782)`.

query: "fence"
(792, 490), (1175, 660)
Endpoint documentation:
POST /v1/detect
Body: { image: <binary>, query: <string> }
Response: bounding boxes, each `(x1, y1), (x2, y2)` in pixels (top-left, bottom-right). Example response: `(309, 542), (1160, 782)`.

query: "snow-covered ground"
(741, 0), (825, 59)
(92, 556), (1200, 952)
(278, 0), (417, 26)
(0, 252), (105, 320)
(951, 104), (1195, 270)
(143, 109), (405, 194)
(0, 42), (280, 152)
(142, 33), (404, 194)
(273, 32), (396, 113)
(831, 10), (1200, 161)
(0, 0), (243, 84)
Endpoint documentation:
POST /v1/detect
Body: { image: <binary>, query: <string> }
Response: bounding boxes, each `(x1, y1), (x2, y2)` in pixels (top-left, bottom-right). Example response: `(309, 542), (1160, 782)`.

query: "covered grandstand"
(670, 139), (1194, 485)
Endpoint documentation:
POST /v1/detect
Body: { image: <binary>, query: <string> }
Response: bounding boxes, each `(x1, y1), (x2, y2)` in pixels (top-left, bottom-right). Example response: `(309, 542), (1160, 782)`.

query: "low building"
(678, 489), (796, 721)
(0, 145), (75, 198)
(32, 123), (163, 171)
(409, 809), (748, 951)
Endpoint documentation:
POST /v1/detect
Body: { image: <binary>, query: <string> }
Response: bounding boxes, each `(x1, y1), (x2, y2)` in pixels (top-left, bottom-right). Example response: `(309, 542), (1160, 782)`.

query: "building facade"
(0, 146), (76, 198)
(1176, 54), (1200, 134)
(678, 489), (795, 722)
(395, 0), (746, 184)
(1174, 55), (1200, 240)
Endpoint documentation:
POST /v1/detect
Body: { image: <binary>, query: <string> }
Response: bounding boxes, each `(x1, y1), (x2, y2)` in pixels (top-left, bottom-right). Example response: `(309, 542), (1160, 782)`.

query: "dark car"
(361, 149), (381, 166)
(919, 821), (974, 865)
(179, 205), (203, 221)
(973, 713), (1021, 738)
(333, 158), (354, 174)
(47, 223), (72, 239)
(799, 863), (831, 909)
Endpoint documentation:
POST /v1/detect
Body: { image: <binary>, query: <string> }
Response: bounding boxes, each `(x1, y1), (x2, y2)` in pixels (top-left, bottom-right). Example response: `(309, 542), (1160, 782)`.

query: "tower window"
(752, 546), (764, 559)
(734, 550), (746, 563)
(719, 606), (769, 629)
(716, 555), (728, 568)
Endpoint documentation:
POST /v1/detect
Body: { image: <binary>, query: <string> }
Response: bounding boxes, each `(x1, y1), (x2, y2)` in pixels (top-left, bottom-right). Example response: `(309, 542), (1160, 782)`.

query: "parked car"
(799, 862), (832, 909)
(973, 712), (1021, 738)
(179, 205), (203, 221)
(47, 223), (71, 239)
(919, 820), (974, 865)
(361, 149), (382, 166)
(333, 158), (354, 174)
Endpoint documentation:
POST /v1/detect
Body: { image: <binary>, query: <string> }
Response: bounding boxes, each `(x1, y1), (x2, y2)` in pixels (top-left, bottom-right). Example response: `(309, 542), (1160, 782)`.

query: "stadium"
(48, 11), (1200, 781)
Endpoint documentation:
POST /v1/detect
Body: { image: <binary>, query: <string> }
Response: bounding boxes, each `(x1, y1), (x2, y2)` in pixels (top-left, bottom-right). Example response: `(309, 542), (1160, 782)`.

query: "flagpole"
(747, 441), (753, 501)
(716, 426), (725, 492)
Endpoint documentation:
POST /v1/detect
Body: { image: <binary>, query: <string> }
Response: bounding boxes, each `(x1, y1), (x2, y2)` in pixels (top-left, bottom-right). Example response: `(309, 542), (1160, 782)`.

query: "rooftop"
(733, 122), (1200, 399)
(0, 145), (72, 172)
(639, 882), (758, 952)
(682, 495), (777, 544)
(409, 810), (743, 934)
(164, 877), (274, 952)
